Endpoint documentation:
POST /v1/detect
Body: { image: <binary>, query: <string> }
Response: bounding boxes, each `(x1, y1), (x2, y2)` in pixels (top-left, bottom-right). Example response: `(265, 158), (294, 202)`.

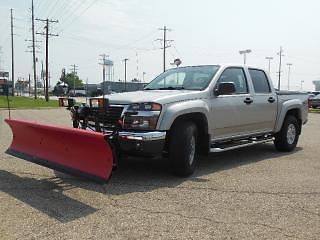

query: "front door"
(209, 67), (257, 140)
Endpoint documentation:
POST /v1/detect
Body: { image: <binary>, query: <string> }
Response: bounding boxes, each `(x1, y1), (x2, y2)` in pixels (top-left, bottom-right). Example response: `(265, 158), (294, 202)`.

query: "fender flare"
(275, 99), (302, 133)
(157, 100), (210, 131)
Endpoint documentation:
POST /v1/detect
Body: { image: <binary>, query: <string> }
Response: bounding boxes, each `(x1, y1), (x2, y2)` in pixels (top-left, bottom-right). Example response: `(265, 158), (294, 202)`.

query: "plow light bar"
(59, 98), (75, 107)
(90, 98), (109, 109)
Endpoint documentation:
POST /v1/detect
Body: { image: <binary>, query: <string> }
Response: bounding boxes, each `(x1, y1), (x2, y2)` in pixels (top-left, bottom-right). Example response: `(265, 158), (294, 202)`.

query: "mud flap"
(5, 118), (114, 182)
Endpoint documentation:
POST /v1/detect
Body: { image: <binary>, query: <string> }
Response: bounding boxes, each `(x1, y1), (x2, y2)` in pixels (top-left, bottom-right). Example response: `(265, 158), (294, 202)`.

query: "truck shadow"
(0, 144), (302, 221)
(0, 170), (97, 223)
(54, 143), (303, 195)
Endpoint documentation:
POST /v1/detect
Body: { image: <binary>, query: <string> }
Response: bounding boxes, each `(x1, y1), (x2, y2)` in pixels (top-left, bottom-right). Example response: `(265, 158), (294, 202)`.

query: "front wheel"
(169, 121), (199, 177)
(274, 115), (299, 152)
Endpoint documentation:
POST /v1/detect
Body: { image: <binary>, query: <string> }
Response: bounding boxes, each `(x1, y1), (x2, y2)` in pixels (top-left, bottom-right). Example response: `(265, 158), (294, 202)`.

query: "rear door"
(248, 68), (277, 132)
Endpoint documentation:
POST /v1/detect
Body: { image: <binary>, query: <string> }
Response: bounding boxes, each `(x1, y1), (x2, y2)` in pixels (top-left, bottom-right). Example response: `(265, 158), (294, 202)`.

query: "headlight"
(89, 98), (109, 109)
(127, 102), (161, 111)
(123, 102), (162, 130)
(59, 97), (75, 107)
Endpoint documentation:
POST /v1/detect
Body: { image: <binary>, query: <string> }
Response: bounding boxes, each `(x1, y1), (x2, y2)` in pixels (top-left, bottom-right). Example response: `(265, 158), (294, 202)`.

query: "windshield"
(314, 94), (320, 99)
(144, 65), (220, 90)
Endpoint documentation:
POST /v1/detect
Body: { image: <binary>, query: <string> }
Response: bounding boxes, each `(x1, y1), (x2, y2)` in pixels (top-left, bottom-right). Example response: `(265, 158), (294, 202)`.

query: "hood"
(105, 90), (204, 105)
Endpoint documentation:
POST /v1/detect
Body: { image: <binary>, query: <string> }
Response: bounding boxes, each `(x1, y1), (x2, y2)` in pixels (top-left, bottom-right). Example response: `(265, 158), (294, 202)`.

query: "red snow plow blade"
(5, 118), (114, 182)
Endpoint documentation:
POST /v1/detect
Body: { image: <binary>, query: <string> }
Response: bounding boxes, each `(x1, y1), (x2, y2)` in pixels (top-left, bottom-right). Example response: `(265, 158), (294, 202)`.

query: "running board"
(210, 137), (274, 153)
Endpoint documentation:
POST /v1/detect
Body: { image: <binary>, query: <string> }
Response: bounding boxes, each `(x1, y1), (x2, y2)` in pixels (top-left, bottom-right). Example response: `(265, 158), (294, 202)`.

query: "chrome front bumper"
(116, 131), (166, 141)
(106, 130), (167, 156)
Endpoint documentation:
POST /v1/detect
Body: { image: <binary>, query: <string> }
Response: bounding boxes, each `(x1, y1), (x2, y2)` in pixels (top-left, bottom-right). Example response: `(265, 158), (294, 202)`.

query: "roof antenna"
(6, 79), (11, 119)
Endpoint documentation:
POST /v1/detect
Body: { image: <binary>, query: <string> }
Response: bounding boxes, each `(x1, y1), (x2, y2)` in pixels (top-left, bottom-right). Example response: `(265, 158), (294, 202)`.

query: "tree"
(53, 68), (84, 95)
(61, 72), (84, 91)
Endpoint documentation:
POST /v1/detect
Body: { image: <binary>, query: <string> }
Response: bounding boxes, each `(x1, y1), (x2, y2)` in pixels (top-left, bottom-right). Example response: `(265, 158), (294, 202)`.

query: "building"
(0, 71), (12, 96)
(100, 81), (146, 93)
(313, 80), (320, 91)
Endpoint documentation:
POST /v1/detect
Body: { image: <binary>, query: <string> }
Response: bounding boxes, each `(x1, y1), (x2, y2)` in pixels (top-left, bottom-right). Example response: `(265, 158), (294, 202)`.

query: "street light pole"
(123, 58), (129, 92)
(265, 56), (273, 73)
(239, 49), (252, 65)
(287, 63), (292, 90)
(300, 80), (304, 91)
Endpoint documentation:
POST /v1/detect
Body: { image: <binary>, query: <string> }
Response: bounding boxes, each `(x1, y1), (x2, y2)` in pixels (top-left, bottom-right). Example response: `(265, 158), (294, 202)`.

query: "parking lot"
(0, 109), (319, 239)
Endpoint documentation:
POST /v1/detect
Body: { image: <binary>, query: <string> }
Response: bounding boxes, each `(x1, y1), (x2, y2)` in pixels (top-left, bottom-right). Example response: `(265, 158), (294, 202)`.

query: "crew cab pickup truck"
(71, 64), (308, 177)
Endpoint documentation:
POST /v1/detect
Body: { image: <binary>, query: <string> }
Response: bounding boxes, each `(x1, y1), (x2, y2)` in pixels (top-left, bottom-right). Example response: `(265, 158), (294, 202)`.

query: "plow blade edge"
(5, 118), (113, 182)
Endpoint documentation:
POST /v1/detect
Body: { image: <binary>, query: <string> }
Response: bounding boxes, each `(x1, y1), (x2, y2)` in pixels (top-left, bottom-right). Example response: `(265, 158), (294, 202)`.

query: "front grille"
(86, 105), (124, 129)
(104, 106), (124, 124)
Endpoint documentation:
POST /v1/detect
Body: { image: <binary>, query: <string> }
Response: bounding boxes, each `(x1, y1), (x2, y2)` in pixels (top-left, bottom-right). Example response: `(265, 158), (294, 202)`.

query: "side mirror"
(214, 82), (236, 96)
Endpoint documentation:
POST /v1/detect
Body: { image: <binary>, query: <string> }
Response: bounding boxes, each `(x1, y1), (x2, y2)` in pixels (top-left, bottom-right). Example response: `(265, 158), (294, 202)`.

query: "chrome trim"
(106, 130), (166, 141)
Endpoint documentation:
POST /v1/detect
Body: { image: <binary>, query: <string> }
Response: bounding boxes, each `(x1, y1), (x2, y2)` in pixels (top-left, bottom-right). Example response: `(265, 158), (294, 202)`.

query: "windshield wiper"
(158, 86), (185, 90)
(144, 86), (185, 90)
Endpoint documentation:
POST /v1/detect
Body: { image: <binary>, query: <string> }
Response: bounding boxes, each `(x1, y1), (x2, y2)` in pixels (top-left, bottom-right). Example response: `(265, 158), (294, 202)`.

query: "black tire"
(169, 121), (199, 177)
(274, 115), (299, 152)
(72, 120), (79, 128)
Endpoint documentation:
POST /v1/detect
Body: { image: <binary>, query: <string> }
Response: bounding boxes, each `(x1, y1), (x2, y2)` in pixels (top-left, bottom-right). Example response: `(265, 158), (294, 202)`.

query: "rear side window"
(249, 69), (271, 93)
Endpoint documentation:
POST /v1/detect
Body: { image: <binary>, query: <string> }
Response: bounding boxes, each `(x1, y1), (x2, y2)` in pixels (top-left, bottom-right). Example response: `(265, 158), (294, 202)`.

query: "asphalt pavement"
(0, 109), (319, 239)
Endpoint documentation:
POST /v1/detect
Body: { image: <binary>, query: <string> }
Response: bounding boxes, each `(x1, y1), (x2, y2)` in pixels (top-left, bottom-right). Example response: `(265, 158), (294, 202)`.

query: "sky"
(0, 0), (319, 91)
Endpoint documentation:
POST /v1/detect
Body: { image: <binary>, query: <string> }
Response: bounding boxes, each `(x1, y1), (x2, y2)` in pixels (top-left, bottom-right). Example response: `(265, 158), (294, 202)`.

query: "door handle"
(268, 97), (275, 103)
(244, 98), (253, 104)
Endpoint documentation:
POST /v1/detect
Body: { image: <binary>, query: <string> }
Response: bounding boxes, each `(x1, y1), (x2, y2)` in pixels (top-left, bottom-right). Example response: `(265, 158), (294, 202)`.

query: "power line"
(58, 0), (97, 35)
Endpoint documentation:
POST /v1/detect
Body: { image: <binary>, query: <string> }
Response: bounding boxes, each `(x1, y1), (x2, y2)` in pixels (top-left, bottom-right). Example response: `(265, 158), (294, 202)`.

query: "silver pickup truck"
(72, 64), (308, 177)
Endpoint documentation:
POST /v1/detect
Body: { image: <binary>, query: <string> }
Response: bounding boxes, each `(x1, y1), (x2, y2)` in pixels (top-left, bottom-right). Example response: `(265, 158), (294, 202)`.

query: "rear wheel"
(274, 115), (299, 152)
(169, 121), (199, 177)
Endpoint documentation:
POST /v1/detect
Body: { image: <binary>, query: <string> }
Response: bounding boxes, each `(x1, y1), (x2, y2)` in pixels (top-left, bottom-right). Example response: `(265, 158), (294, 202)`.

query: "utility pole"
(277, 46), (284, 90)
(142, 72), (146, 82)
(265, 56), (273, 73)
(287, 63), (293, 91)
(10, 8), (15, 96)
(239, 49), (252, 65)
(31, 0), (37, 99)
(28, 73), (31, 96)
(70, 64), (79, 96)
(157, 26), (173, 72)
(36, 18), (58, 101)
(300, 80), (304, 91)
(99, 54), (108, 94)
(41, 60), (44, 93)
(123, 58), (129, 92)
(24, 39), (41, 97)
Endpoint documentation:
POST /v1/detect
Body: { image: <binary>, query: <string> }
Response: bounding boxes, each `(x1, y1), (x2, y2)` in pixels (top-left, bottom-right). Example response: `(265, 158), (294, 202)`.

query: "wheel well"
(166, 113), (210, 155)
(286, 108), (302, 134)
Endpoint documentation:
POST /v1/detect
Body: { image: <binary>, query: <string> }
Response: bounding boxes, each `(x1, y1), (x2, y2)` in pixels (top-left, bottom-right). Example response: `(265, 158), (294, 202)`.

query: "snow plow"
(4, 96), (166, 182)
(5, 118), (115, 182)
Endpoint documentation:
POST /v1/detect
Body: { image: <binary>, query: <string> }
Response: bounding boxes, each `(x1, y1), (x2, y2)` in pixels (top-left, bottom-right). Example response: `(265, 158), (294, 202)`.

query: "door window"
(216, 68), (248, 94)
(249, 69), (271, 93)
